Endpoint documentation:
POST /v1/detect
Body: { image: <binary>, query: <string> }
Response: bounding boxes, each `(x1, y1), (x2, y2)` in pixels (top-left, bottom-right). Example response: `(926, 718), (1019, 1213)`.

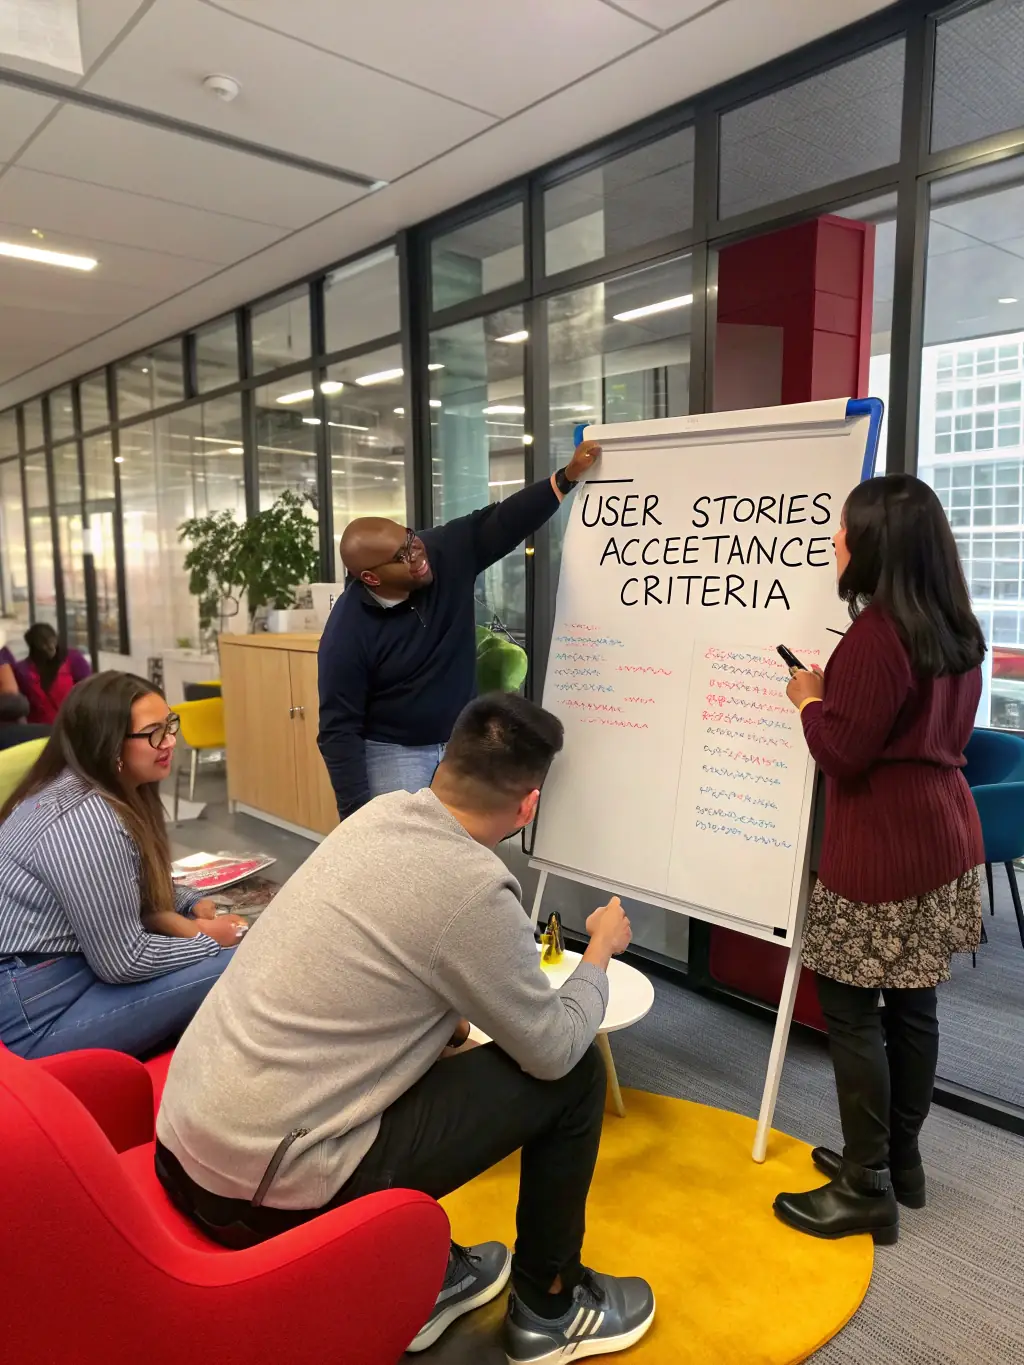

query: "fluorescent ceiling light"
(483, 404), (525, 415)
(394, 407), (405, 416)
(355, 367), (404, 386)
(276, 388), (315, 405)
(320, 380), (344, 395)
(302, 417), (322, 425)
(227, 447), (244, 455)
(495, 330), (529, 344)
(613, 293), (694, 322)
(328, 422), (369, 432)
(0, 241), (97, 271)
(429, 399), (442, 408)
(327, 247), (395, 285)
(114, 455), (124, 464)
(999, 297), (1019, 304)
(428, 363), (444, 372)
(523, 434), (534, 445)
(192, 436), (241, 445)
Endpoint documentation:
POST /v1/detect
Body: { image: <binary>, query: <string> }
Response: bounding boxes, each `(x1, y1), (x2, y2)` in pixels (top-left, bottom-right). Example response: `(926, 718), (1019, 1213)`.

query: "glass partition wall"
(1, 0), (1023, 1133)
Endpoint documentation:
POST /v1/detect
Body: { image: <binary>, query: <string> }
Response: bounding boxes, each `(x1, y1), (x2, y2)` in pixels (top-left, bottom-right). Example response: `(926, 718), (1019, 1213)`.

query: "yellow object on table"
(539, 912), (564, 967)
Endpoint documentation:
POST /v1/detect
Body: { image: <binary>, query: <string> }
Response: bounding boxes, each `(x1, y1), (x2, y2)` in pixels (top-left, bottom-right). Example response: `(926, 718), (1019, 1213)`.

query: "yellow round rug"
(440, 1089), (873, 1364)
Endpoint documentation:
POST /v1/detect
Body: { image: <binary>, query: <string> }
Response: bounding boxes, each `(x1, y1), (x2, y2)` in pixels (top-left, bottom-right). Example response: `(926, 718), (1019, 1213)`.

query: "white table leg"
(752, 937), (802, 1162)
(597, 1032), (626, 1117)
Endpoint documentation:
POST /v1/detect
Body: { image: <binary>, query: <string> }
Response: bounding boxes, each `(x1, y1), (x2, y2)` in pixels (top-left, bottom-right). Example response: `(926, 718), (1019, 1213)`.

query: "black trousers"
(815, 973), (939, 1171)
(156, 1042), (606, 1296)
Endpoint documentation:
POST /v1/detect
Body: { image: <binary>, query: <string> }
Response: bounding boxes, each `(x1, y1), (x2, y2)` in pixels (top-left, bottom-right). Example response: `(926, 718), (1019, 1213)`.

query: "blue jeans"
(365, 739), (445, 800)
(0, 950), (234, 1059)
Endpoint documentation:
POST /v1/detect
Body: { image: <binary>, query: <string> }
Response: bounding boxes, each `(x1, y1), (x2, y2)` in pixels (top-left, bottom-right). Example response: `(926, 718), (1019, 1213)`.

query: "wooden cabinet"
(219, 633), (339, 838)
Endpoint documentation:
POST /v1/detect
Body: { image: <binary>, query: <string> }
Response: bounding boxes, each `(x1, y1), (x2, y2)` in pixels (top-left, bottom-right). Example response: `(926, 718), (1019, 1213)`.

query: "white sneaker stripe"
(567, 1306), (588, 1338)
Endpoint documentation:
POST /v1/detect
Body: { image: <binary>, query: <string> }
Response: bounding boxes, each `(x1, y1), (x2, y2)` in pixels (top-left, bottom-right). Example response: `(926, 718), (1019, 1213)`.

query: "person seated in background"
(0, 672), (246, 1059)
(317, 438), (601, 821)
(0, 627), (30, 726)
(156, 693), (655, 1364)
(14, 622), (92, 725)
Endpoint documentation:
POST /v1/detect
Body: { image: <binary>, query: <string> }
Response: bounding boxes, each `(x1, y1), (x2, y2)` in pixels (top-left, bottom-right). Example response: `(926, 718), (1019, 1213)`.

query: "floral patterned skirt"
(801, 868), (983, 990)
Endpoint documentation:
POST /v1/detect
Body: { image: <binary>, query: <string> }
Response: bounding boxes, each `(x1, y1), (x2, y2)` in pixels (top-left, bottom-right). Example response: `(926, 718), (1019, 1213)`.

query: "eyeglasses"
(388, 528), (417, 565)
(125, 713), (181, 748)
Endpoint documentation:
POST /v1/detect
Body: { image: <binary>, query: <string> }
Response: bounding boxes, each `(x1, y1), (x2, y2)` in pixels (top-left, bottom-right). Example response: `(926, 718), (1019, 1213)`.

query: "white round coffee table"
(468, 948), (654, 1117)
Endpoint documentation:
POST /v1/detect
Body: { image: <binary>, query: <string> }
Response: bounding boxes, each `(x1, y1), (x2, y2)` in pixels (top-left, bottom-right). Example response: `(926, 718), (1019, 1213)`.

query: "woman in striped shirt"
(0, 671), (248, 1058)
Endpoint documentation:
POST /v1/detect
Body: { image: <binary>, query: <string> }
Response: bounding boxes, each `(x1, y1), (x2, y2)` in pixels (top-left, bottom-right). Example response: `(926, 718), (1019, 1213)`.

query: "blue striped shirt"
(0, 770), (221, 984)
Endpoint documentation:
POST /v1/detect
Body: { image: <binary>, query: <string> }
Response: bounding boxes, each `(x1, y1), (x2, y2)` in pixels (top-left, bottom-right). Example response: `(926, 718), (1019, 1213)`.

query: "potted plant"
(179, 492), (320, 641)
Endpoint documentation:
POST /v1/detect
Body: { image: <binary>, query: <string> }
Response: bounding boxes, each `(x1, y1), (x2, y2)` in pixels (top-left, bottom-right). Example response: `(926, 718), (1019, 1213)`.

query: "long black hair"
(838, 474), (986, 678)
(0, 671), (177, 919)
(24, 622), (65, 693)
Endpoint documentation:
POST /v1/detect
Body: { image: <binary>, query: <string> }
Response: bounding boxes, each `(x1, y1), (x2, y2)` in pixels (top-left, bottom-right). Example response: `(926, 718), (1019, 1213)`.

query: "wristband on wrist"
(798, 697), (822, 713)
(554, 466), (573, 496)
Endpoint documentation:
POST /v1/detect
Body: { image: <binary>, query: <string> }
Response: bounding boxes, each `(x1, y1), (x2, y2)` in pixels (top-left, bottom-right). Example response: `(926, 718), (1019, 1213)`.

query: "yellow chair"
(0, 738), (48, 808)
(171, 697), (226, 823)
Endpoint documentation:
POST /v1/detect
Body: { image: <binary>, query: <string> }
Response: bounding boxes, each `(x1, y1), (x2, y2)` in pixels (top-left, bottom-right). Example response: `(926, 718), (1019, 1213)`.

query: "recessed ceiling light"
(613, 294), (694, 322)
(0, 241), (97, 271)
(394, 407), (406, 416)
(523, 434), (534, 445)
(998, 297), (1018, 304)
(355, 367), (404, 386)
(226, 446), (244, 454)
(114, 455), (124, 464)
(428, 363), (445, 372)
(320, 380), (344, 394)
(302, 417), (322, 425)
(483, 404), (526, 415)
(495, 330), (529, 344)
(429, 399), (442, 408)
(276, 388), (315, 404)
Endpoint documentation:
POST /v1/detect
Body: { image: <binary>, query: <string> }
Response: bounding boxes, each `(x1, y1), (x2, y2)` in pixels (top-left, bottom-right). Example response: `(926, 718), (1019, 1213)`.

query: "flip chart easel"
(528, 398), (883, 1161)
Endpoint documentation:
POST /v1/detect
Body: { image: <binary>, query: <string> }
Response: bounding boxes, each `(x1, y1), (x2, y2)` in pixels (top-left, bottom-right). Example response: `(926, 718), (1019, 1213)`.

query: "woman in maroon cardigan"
(775, 474), (985, 1246)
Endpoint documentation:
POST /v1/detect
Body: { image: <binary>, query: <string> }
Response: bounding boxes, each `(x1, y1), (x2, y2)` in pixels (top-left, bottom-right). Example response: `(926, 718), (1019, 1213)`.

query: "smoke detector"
(203, 74), (241, 103)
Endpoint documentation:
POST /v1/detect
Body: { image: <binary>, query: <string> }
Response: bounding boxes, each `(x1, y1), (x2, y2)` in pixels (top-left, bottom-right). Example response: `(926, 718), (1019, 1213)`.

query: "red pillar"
(708, 214), (876, 1031)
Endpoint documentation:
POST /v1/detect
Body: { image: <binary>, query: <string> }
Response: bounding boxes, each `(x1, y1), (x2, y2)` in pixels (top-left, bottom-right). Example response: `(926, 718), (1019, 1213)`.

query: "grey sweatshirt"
(156, 789), (609, 1209)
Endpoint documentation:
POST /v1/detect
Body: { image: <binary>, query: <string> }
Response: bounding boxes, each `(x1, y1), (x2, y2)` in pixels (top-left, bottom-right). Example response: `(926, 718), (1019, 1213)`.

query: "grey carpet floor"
(171, 780), (1024, 1364)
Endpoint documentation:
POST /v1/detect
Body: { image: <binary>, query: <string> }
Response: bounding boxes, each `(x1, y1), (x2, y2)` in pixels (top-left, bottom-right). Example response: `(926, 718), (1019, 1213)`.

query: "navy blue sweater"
(318, 476), (561, 818)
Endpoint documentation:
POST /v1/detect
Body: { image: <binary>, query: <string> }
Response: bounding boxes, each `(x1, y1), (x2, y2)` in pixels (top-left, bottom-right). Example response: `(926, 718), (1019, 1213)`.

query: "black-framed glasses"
(381, 528), (416, 567)
(125, 713), (181, 748)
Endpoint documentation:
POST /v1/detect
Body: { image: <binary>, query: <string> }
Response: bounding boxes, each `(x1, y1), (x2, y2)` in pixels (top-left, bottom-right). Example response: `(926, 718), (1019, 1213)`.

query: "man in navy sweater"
(317, 440), (599, 819)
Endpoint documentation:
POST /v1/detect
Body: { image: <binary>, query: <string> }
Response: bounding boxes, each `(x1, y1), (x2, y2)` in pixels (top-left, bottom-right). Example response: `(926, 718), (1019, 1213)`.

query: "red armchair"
(0, 1046), (450, 1365)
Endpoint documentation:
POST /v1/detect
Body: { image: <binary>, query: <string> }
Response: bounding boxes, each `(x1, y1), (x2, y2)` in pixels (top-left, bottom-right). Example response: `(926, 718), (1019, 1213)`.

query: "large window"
(0, 458), (29, 627)
(430, 308), (527, 636)
(918, 161), (1024, 735)
(251, 288), (311, 374)
(49, 387), (75, 444)
(324, 345), (407, 543)
(195, 315), (239, 393)
(0, 410), (17, 458)
(255, 374), (319, 518)
(120, 402), (245, 658)
(117, 342), (184, 419)
(718, 41), (904, 220)
(24, 450), (56, 626)
(932, 0), (1024, 153)
(324, 248), (401, 354)
(52, 442), (87, 649)
(22, 401), (44, 452)
(431, 205), (524, 313)
(83, 434), (120, 652)
(544, 127), (695, 277)
(79, 372), (109, 433)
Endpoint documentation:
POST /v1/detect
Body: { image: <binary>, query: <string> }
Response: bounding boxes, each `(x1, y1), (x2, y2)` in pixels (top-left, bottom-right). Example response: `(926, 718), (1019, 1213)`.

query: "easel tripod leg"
(752, 937), (802, 1162)
(597, 1032), (626, 1117)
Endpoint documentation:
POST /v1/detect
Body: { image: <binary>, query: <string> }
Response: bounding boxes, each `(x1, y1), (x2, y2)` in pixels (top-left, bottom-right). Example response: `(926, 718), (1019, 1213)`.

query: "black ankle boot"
(811, 1146), (926, 1209)
(774, 1161), (900, 1245)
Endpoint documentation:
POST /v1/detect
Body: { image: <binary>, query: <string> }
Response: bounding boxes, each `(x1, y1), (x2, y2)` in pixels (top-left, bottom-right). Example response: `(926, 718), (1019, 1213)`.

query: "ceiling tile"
(85, 0), (494, 179)
(0, 85), (57, 161)
(0, 166), (285, 264)
(19, 106), (366, 228)
(206, 0), (651, 118)
(0, 0), (149, 85)
(0, 222), (219, 292)
(603, 0), (722, 30)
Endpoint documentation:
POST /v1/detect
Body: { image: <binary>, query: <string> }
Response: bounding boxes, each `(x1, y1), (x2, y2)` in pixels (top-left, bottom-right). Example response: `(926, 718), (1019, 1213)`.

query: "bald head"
(339, 517), (406, 576)
(339, 517), (434, 598)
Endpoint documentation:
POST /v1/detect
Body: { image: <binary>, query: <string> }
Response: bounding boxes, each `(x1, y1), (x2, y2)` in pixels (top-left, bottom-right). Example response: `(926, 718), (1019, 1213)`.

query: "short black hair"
(442, 693), (564, 810)
(839, 474), (986, 678)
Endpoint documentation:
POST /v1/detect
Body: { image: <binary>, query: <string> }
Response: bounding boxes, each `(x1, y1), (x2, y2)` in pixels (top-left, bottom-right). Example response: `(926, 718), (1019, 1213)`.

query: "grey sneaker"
(504, 1268), (655, 1363)
(407, 1241), (511, 1353)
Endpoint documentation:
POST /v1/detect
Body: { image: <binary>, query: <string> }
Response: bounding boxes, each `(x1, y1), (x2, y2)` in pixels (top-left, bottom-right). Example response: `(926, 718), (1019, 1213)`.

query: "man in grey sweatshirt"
(155, 693), (655, 1364)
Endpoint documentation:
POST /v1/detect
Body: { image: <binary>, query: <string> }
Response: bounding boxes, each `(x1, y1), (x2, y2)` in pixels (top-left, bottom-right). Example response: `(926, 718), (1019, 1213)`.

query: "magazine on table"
(171, 851), (277, 892)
